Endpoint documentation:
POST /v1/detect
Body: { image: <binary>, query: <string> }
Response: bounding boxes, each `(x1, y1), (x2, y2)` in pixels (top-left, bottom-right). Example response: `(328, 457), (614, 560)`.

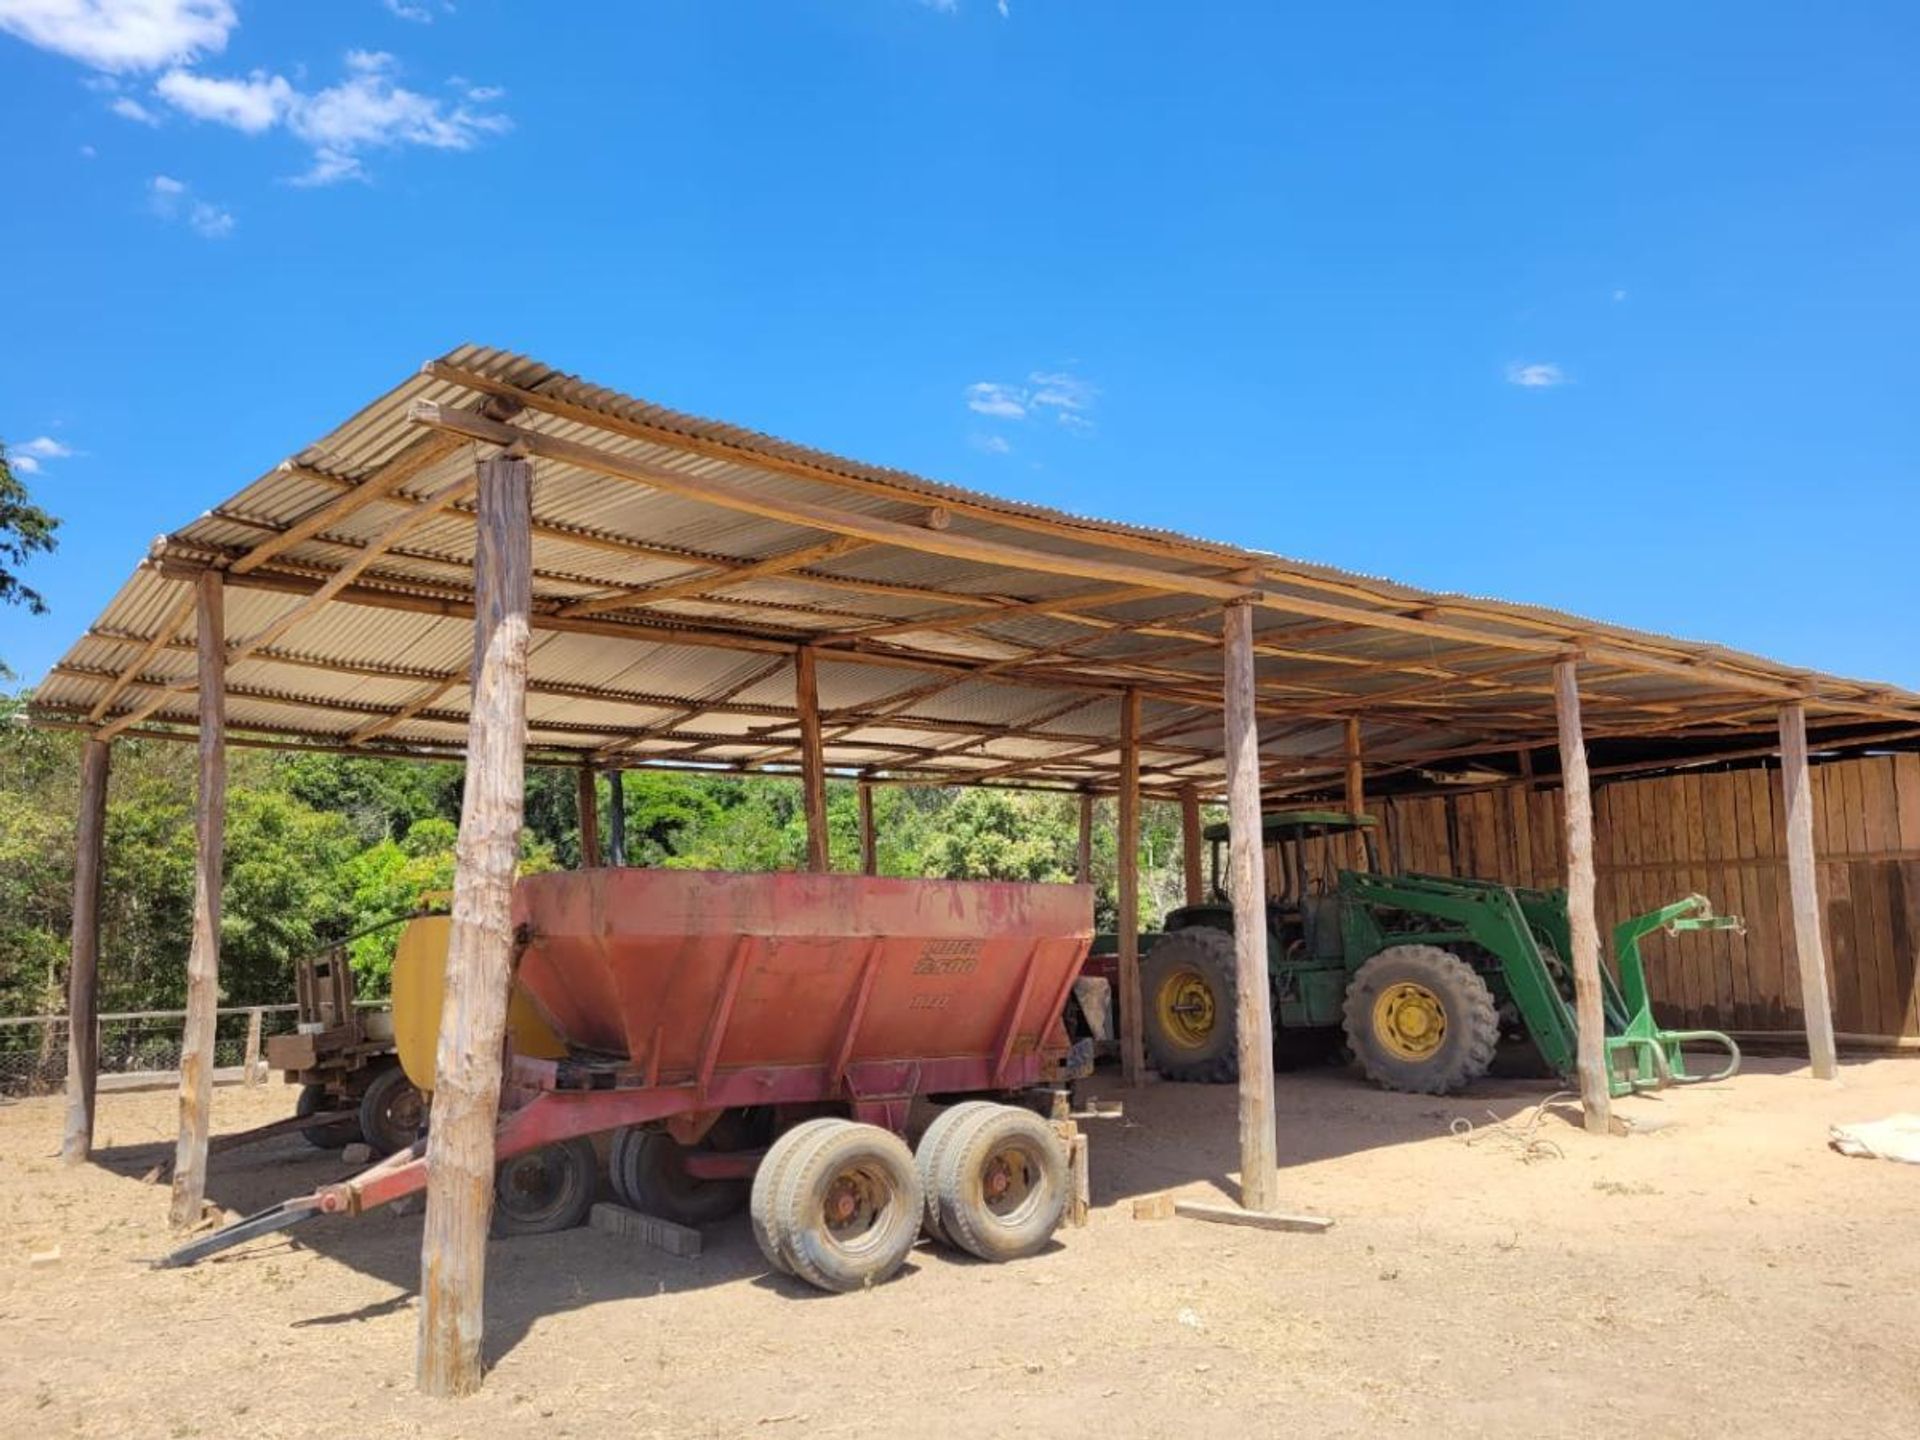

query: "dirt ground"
(3, 1056), (1917, 1439)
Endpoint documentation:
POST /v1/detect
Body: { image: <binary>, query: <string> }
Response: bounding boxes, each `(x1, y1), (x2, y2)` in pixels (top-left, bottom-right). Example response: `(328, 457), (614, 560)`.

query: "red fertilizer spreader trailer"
(163, 869), (1099, 1291)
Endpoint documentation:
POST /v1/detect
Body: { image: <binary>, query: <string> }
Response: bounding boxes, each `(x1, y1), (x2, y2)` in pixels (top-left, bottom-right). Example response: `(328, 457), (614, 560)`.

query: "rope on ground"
(1448, 1090), (1573, 1163)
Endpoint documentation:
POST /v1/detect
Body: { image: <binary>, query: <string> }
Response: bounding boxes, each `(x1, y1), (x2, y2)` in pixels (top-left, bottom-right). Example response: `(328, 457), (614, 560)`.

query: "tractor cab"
(1166, 808), (1379, 960)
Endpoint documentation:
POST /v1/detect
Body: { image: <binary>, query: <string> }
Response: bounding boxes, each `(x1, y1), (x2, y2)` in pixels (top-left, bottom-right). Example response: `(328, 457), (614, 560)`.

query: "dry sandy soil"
(3, 1056), (1917, 1439)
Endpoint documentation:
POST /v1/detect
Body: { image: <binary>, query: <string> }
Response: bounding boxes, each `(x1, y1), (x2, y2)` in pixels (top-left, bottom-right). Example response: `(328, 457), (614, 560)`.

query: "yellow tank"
(389, 912), (566, 1093)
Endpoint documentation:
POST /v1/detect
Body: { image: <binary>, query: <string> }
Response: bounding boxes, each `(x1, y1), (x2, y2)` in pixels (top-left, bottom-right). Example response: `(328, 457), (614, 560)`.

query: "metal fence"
(0, 1003), (387, 1096)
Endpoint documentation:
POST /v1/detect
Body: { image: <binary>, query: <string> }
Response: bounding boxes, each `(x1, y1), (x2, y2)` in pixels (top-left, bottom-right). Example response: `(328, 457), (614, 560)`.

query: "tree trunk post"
(169, 571), (226, 1227)
(1180, 785), (1205, 906)
(1552, 660), (1613, 1136)
(606, 769), (626, 866)
(1117, 690), (1146, 1086)
(796, 647), (830, 873)
(1076, 790), (1094, 885)
(858, 780), (876, 876)
(1779, 703), (1839, 1079)
(243, 1008), (263, 1088)
(1344, 716), (1368, 871)
(576, 768), (601, 869)
(62, 737), (110, 1163)
(1224, 602), (1279, 1212)
(416, 455), (534, 1398)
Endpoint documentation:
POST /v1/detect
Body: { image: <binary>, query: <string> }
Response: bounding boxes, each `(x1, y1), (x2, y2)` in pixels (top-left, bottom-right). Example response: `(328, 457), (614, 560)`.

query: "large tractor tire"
(1343, 945), (1499, 1095)
(1141, 926), (1240, 1083)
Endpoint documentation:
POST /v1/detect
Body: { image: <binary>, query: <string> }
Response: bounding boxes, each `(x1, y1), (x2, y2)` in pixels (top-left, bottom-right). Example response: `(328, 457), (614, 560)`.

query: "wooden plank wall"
(1273, 755), (1920, 1041)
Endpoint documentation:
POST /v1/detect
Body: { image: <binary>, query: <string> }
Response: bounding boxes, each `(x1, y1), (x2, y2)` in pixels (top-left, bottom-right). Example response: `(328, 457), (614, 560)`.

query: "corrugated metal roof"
(28, 344), (1920, 799)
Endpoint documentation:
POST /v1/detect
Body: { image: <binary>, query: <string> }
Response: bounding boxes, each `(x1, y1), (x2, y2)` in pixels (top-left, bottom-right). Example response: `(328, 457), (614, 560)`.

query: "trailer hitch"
(153, 1193), (326, 1269)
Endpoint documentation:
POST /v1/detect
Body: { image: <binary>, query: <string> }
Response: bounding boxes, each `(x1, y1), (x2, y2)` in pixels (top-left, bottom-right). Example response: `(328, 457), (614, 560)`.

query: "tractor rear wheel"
(1343, 945), (1499, 1095)
(1140, 926), (1240, 1083)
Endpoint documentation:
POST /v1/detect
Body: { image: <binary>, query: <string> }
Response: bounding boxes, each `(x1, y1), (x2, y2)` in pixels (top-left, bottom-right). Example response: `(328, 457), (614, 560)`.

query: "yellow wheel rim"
(1372, 982), (1447, 1061)
(1155, 968), (1217, 1050)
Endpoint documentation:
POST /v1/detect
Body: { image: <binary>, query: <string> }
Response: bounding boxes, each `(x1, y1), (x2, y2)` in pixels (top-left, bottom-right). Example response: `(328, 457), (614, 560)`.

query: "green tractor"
(1138, 808), (1742, 1097)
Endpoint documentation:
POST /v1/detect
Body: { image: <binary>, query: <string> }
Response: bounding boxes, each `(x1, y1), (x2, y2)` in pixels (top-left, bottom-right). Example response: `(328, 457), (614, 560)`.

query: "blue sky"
(2, 2), (1916, 687)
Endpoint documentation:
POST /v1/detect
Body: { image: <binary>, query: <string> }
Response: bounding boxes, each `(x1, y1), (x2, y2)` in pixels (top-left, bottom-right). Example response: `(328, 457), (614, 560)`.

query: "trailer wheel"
(610, 1128), (749, 1226)
(933, 1105), (1069, 1263)
(356, 1063), (426, 1158)
(295, 1082), (361, 1150)
(1343, 945), (1500, 1095)
(750, 1118), (851, 1276)
(492, 1137), (598, 1237)
(912, 1101), (997, 1245)
(773, 1123), (922, 1293)
(1141, 926), (1240, 1083)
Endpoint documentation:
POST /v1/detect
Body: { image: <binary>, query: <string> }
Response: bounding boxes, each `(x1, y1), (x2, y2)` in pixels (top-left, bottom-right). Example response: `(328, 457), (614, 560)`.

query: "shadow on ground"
(82, 1049), (1791, 1368)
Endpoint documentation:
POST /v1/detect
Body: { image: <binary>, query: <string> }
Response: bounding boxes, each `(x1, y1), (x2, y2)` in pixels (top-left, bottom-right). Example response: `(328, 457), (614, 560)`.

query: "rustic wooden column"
(1779, 703), (1838, 1079)
(576, 768), (601, 869)
(1343, 716), (1368, 870)
(1552, 660), (1612, 1135)
(417, 455), (533, 1398)
(1224, 602), (1278, 1211)
(61, 737), (110, 1163)
(796, 646), (830, 873)
(168, 572), (226, 1226)
(1076, 791), (1094, 884)
(606, 768), (626, 866)
(1117, 691), (1145, 1085)
(858, 780), (876, 876)
(1180, 786), (1205, 906)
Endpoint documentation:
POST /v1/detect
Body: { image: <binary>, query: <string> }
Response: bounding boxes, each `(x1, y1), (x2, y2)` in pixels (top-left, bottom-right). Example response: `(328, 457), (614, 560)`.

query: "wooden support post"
(1117, 691), (1145, 1085)
(858, 780), (876, 876)
(1552, 660), (1612, 1136)
(576, 768), (601, 868)
(243, 1008), (263, 1088)
(169, 571), (226, 1227)
(1224, 602), (1279, 1211)
(1180, 786), (1205, 906)
(797, 646), (830, 873)
(417, 455), (533, 1398)
(606, 768), (626, 865)
(1779, 703), (1839, 1079)
(1344, 716), (1368, 871)
(61, 737), (109, 1163)
(1076, 791), (1094, 885)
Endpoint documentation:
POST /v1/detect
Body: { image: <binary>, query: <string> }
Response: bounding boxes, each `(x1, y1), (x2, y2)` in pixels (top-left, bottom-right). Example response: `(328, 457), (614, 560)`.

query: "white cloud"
(148, 172), (233, 237)
(381, 0), (435, 21)
(109, 92), (158, 123)
(10, 453), (41, 474)
(970, 433), (1012, 455)
(919, 0), (959, 11)
(965, 381), (1027, 419)
(0, 0), (235, 72)
(1506, 361), (1567, 389)
(148, 49), (510, 184)
(998, 0), (1010, 14)
(464, 83), (503, 102)
(965, 368), (1100, 432)
(154, 66), (290, 131)
(1611, 288), (1628, 303)
(78, 142), (96, 156)
(19, 436), (73, 459)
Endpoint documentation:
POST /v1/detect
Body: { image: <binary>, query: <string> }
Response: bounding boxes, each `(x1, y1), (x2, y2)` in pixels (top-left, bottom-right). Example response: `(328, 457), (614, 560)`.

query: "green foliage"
(0, 442), (62, 674)
(0, 688), (1200, 1020)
